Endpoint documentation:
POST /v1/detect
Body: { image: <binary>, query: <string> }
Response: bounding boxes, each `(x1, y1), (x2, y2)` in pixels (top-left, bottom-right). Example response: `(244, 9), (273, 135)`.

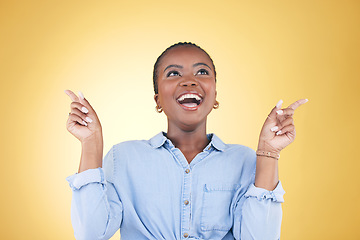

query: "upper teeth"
(177, 94), (202, 101)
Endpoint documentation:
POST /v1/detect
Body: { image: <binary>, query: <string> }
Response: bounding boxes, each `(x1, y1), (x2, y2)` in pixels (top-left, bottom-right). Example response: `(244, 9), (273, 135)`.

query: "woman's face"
(154, 46), (217, 128)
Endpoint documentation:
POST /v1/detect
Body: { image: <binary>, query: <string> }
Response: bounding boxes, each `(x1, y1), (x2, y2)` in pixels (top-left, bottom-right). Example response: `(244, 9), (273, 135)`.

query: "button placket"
(165, 140), (213, 239)
(165, 144), (192, 238)
(181, 166), (192, 238)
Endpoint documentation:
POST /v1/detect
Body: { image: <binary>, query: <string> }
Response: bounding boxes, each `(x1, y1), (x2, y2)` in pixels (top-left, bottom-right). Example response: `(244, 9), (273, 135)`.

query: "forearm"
(78, 132), (103, 173)
(254, 155), (279, 190)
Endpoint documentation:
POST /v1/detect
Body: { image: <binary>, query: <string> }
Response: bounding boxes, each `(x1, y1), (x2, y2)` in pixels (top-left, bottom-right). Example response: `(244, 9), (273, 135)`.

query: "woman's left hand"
(257, 99), (308, 154)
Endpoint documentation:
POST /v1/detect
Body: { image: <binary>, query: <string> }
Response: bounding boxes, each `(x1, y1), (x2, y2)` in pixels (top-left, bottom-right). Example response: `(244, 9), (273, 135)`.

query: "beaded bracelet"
(256, 150), (280, 160)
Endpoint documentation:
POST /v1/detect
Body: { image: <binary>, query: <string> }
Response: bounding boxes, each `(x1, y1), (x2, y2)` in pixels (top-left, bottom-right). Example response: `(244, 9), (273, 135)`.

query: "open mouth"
(176, 93), (203, 109)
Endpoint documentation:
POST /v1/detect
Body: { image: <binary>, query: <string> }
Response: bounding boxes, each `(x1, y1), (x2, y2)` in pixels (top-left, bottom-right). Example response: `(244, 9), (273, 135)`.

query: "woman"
(65, 42), (308, 240)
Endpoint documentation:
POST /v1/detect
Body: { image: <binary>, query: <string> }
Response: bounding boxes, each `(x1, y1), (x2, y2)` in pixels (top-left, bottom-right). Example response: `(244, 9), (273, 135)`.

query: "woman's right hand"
(65, 90), (103, 143)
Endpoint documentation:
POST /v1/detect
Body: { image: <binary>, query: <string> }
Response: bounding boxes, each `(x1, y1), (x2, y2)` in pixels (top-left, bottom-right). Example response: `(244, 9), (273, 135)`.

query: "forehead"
(159, 46), (212, 68)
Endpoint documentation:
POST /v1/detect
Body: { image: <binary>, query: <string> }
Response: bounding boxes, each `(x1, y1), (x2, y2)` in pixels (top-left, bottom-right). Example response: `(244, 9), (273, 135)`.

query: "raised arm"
(65, 89), (103, 172)
(65, 90), (122, 239)
(256, 98), (308, 190)
(233, 99), (308, 239)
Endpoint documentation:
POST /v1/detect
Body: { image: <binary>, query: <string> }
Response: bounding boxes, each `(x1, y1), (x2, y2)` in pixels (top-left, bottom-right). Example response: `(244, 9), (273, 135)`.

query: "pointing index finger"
(288, 98), (309, 110)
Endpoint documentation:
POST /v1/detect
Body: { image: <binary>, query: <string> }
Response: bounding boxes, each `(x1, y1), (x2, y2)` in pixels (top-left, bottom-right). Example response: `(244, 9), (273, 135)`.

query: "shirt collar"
(149, 132), (168, 149)
(207, 133), (226, 152)
(149, 132), (226, 152)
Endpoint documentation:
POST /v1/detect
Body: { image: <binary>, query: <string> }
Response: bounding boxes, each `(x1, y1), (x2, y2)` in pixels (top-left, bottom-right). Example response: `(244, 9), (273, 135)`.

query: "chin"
(176, 115), (209, 130)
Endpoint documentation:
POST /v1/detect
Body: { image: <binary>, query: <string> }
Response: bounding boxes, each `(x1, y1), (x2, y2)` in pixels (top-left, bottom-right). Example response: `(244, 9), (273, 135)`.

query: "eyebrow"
(193, 62), (212, 70)
(163, 63), (212, 72)
(164, 64), (183, 72)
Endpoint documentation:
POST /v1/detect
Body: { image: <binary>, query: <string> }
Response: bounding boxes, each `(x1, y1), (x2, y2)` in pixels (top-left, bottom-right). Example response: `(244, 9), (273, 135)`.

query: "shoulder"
(211, 133), (255, 159)
(224, 143), (256, 155)
(224, 144), (257, 183)
(112, 139), (152, 152)
(211, 134), (256, 173)
(103, 139), (154, 181)
(111, 132), (165, 153)
(224, 144), (256, 166)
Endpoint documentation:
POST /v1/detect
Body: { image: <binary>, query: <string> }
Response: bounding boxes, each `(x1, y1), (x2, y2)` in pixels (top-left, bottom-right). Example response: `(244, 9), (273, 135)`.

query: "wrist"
(256, 150), (280, 160)
(79, 131), (104, 173)
(257, 140), (281, 155)
(81, 131), (103, 146)
(81, 136), (103, 158)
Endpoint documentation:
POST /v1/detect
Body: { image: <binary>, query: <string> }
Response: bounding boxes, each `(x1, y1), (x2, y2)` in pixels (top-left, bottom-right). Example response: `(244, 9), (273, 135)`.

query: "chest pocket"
(200, 183), (240, 232)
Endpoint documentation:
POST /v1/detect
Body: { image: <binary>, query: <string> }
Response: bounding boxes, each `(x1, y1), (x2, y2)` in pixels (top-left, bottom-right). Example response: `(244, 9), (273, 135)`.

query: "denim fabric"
(67, 132), (285, 240)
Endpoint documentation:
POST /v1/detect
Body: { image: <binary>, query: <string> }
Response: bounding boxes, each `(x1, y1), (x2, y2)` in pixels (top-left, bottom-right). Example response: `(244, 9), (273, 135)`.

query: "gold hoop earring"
(213, 101), (219, 109)
(155, 105), (163, 113)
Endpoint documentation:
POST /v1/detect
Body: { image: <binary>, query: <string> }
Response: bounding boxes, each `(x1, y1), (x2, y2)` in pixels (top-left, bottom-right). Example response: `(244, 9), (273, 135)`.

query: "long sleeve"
(232, 179), (285, 240)
(66, 146), (123, 240)
(66, 133), (285, 239)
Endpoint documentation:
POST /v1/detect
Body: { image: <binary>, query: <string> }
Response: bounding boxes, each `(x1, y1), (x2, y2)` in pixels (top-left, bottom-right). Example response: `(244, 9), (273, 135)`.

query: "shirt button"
(185, 169), (190, 174)
(184, 200), (189, 205)
(183, 232), (189, 238)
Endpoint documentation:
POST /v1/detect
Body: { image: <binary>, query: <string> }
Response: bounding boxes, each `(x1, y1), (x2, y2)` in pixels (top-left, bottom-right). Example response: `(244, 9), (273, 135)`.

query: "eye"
(197, 69), (209, 75)
(167, 71), (181, 77)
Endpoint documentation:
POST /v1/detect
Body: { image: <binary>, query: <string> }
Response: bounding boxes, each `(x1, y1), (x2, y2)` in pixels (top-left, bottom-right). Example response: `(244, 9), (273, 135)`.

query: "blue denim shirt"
(66, 132), (285, 240)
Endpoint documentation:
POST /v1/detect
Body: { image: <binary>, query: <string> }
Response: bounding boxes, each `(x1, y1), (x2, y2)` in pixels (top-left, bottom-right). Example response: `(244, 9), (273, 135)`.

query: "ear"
(154, 94), (160, 106)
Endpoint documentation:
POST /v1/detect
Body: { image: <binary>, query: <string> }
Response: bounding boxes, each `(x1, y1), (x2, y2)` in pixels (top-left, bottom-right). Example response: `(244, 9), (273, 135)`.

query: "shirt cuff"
(66, 167), (106, 190)
(244, 181), (285, 203)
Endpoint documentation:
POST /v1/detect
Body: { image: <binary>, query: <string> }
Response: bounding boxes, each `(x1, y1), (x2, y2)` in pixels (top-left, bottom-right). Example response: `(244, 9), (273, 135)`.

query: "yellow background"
(1, 0), (359, 239)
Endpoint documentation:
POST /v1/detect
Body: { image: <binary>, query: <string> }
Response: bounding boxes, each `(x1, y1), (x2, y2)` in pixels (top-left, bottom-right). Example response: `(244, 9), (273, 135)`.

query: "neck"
(166, 120), (210, 162)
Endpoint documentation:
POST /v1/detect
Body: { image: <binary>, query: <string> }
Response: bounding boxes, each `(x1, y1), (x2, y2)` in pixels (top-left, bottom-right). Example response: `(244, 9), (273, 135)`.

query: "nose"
(179, 77), (198, 87)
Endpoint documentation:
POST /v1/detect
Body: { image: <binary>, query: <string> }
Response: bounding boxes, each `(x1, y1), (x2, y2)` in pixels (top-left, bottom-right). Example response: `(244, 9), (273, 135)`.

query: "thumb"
(78, 91), (96, 113)
(78, 91), (85, 105)
(267, 99), (283, 122)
